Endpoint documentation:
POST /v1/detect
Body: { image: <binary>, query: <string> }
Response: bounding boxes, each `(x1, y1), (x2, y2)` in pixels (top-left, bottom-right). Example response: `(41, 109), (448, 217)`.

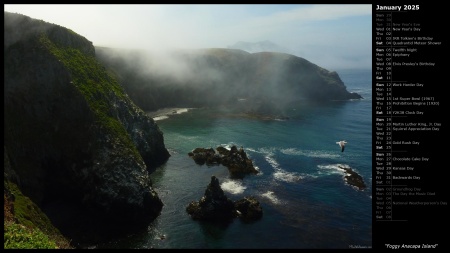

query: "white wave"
(263, 151), (302, 183)
(220, 142), (236, 150)
(245, 147), (258, 153)
(150, 107), (193, 120)
(153, 115), (169, 121)
(351, 88), (371, 94)
(317, 163), (349, 175)
(166, 148), (178, 155)
(245, 146), (278, 156)
(259, 147), (276, 154)
(261, 191), (280, 204)
(300, 173), (318, 179)
(273, 170), (302, 183)
(265, 154), (280, 170)
(219, 143), (255, 157)
(221, 180), (246, 195)
(254, 166), (263, 175)
(174, 108), (190, 114)
(280, 148), (340, 159)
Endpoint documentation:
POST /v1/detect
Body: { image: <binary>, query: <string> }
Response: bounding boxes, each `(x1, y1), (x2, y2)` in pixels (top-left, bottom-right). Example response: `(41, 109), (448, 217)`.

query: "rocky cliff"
(4, 12), (170, 246)
(95, 47), (362, 115)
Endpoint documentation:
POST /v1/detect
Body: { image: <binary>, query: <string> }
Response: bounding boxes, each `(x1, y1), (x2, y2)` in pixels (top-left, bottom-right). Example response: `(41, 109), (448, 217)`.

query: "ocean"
(97, 68), (372, 249)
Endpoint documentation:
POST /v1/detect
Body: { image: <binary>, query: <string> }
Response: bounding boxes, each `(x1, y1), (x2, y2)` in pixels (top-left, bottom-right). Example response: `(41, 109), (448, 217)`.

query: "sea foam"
(175, 108), (189, 114)
(280, 148), (340, 159)
(273, 170), (302, 183)
(261, 191), (280, 204)
(264, 151), (302, 183)
(317, 163), (349, 175)
(153, 115), (169, 121)
(221, 180), (246, 195)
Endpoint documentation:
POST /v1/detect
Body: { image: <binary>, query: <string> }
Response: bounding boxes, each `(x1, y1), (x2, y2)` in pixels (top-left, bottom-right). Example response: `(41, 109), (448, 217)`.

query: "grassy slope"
(4, 24), (146, 249)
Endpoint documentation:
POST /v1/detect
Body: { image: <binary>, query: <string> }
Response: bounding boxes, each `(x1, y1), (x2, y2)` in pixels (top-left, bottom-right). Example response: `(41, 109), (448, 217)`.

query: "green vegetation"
(4, 222), (58, 249)
(5, 13), (159, 249)
(39, 33), (141, 160)
(4, 181), (72, 249)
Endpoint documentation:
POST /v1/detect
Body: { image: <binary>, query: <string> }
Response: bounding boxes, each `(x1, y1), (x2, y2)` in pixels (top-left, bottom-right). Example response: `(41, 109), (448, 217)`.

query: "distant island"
(96, 46), (362, 119)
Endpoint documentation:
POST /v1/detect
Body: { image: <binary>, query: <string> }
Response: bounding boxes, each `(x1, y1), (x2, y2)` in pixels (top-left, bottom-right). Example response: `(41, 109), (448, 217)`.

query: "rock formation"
(338, 166), (367, 190)
(234, 196), (263, 222)
(186, 176), (263, 223)
(186, 176), (237, 222)
(4, 12), (170, 246)
(188, 145), (258, 179)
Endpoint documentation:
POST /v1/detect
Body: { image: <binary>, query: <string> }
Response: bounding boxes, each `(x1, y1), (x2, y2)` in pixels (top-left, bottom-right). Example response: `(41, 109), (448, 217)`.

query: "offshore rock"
(186, 176), (263, 223)
(188, 145), (258, 179)
(338, 166), (367, 190)
(186, 176), (237, 221)
(234, 196), (263, 222)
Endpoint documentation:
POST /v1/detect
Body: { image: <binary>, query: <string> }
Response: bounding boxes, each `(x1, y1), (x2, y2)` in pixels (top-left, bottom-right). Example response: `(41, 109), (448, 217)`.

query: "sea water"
(97, 68), (372, 249)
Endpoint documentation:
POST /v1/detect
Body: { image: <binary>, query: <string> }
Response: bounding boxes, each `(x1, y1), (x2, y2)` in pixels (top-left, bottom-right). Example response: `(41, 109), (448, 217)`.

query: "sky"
(4, 4), (372, 70)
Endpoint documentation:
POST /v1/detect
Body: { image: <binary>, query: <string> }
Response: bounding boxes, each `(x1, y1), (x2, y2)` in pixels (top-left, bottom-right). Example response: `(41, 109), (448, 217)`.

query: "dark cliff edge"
(4, 12), (170, 247)
(95, 47), (362, 116)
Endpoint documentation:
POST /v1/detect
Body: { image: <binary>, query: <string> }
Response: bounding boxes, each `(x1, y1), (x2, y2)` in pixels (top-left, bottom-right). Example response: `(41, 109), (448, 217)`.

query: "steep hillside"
(96, 46), (362, 115)
(4, 12), (170, 247)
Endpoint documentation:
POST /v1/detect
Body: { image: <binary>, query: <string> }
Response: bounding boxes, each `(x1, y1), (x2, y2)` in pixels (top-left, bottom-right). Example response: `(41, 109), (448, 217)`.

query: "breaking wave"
(221, 180), (246, 195)
(261, 191), (280, 204)
(280, 148), (340, 159)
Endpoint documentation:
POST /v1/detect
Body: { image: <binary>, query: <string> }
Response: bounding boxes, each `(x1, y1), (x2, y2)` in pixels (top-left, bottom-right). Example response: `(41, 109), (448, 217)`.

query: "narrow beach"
(147, 108), (193, 121)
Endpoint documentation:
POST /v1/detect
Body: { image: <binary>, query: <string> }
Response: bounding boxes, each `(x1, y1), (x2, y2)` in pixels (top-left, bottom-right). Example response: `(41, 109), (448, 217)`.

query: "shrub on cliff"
(4, 222), (58, 249)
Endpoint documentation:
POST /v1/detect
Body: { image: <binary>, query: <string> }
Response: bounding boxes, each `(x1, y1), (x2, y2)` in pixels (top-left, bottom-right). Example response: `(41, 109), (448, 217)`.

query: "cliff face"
(4, 12), (170, 246)
(96, 47), (362, 114)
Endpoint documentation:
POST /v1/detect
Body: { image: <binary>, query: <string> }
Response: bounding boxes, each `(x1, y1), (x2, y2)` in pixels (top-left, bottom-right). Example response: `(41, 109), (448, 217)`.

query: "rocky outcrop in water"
(338, 166), (367, 190)
(186, 176), (237, 222)
(186, 176), (263, 223)
(4, 12), (170, 246)
(234, 196), (263, 222)
(188, 145), (258, 179)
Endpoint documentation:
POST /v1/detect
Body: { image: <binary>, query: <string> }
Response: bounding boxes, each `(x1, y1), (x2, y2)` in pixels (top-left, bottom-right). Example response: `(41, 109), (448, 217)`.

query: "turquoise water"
(98, 69), (372, 249)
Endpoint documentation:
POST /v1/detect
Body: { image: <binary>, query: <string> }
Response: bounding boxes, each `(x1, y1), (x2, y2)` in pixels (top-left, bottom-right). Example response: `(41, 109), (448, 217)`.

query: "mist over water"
(96, 69), (372, 249)
(96, 46), (360, 115)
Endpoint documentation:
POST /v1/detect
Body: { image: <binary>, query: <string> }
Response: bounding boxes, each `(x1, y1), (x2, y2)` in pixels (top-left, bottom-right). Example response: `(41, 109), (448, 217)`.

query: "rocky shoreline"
(147, 107), (193, 120)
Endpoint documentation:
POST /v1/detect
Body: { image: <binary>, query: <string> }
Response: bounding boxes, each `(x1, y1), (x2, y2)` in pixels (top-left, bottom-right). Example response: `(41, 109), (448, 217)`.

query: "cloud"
(4, 4), (371, 69)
